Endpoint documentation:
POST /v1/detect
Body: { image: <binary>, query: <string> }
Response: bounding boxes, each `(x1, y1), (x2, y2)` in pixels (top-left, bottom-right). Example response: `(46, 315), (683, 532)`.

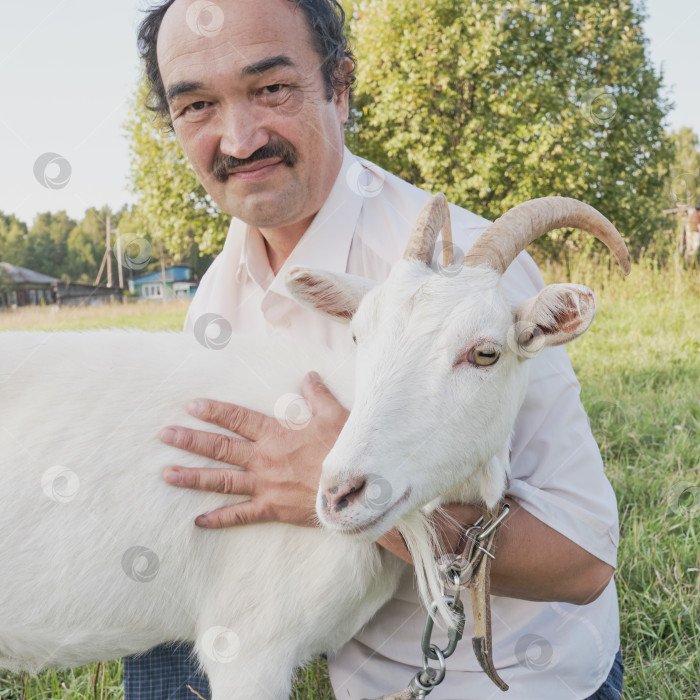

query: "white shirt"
(185, 148), (620, 699)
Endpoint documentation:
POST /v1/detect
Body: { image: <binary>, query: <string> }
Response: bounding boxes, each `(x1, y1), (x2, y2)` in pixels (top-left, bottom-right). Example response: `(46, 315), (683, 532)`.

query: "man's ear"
(285, 267), (378, 323)
(510, 283), (597, 357)
(334, 57), (354, 124)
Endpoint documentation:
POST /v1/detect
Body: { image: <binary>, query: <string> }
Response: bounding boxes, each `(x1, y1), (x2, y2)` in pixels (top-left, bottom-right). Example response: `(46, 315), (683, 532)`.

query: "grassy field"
(0, 299), (191, 332)
(561, 260), (699, 700)
(0, 261), (698, 699)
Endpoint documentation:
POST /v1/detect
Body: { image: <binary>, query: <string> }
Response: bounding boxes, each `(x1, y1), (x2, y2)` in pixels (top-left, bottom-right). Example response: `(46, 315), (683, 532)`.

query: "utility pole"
(94, 252), (107, 286)
(106, 216), (113, 289)
(115, 229), (125, 292)
(159, 240), (167, 302)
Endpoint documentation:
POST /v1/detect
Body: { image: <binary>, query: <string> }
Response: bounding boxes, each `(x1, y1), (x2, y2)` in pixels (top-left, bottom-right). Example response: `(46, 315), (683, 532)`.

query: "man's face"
(157, 0), (350, 229)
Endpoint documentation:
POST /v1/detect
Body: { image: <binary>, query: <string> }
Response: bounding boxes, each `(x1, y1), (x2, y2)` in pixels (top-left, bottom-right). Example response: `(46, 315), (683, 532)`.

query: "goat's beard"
(398, 507), (459, 628)
(211, 139), (299, 183)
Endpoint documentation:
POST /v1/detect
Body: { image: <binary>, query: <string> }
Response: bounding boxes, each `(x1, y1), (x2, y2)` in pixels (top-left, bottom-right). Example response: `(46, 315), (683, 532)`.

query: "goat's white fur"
(0, 257), (598, 699)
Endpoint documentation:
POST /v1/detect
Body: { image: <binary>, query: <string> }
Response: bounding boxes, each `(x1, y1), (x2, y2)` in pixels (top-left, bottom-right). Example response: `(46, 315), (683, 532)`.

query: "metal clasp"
(478, 503), (510, 541)
(421, 595), (466, 662)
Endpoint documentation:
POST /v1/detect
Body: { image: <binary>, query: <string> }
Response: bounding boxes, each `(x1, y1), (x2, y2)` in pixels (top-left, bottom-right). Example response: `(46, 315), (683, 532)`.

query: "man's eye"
(261, 84), (283, 94)
(175, 100), (212, 122)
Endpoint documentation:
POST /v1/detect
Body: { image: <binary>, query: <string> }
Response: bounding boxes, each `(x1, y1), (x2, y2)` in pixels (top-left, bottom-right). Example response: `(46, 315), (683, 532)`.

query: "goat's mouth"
(320, 487), (412, 538)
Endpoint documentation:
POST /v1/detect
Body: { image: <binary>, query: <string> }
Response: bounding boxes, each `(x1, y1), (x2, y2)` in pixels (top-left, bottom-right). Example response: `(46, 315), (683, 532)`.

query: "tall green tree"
(0, 266), (12, 301)
(344, 0), (673, 256)
(0, 213), (29, 266)
(24, 211), (76, 278)
(664, 126), (700, 207)
(63, 206), (114, 285)
(124, 78), (230, 259)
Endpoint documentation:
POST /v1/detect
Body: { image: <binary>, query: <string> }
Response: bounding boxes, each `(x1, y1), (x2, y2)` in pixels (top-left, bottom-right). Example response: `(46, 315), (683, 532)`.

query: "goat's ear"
(285, 267), (378, 323)
(510, 283), (597, 356)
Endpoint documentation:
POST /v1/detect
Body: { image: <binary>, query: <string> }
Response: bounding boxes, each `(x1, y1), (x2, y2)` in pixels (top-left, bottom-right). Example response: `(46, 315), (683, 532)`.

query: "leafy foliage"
(344, 0), (673, 257)
(0, 213), (29, 268)
(0, 210), (77, 279)
(0, 207), (148, 286)
(0, 266), (13, 298)
(664, 126), (700, 208)
(124, 78), (230, 258)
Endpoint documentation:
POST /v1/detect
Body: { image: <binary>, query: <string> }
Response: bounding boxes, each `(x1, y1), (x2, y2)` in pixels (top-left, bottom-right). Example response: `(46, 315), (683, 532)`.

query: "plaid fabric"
(585, 648), (624, 700)
(124, 643), (210, 700)
(124, 645), (622, 700)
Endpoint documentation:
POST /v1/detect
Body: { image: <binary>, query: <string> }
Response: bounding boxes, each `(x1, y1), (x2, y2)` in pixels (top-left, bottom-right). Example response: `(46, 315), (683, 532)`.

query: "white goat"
(0, 196), (629, 699)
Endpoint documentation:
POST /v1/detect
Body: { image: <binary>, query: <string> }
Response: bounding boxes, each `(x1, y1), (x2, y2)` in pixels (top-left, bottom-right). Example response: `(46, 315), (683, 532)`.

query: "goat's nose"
(320, 476), (367, 512)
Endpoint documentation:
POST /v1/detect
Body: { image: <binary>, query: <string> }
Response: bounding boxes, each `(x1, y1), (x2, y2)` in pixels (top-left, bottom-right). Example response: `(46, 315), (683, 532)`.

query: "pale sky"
(0, 0), (698, 227)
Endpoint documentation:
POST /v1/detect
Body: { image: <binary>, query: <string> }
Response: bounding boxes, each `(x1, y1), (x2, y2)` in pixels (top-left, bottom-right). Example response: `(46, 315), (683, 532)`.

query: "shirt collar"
(229, 147), (365, 297)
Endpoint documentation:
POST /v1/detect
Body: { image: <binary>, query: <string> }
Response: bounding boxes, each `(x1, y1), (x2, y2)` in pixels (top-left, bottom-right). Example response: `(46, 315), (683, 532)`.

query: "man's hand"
(161, 371), (348, 529)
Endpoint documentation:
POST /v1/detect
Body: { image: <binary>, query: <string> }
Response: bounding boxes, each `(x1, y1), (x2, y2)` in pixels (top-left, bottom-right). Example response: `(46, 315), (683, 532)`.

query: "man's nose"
(219, 105), (270, 160)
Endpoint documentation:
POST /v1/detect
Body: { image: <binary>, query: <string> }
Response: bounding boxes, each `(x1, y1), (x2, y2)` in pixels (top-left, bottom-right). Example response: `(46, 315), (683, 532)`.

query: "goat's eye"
(466, 343), (501, 367)
(352, 334), (358, 344)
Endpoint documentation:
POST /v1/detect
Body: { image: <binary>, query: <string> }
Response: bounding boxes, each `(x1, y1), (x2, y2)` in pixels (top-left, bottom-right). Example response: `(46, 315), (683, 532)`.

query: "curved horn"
(403, 193), (454, 266)
(462, 196), (631, 275)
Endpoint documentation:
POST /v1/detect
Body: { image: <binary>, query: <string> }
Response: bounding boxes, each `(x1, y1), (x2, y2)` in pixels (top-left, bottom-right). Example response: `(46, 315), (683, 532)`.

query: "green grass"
(1, 261), (698, 699)
(0, 662), (123, 699)
(0, 299), (190, 332)
(562, 261), (700, 700)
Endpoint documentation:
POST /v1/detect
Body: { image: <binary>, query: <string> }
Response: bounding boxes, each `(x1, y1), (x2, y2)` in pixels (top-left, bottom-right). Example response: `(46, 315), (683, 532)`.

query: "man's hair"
(137, 0), (355, 127)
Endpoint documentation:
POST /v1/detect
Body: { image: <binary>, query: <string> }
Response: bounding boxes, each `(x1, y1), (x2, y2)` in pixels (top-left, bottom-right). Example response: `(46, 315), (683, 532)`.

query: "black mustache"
(212, 141), (298, 183)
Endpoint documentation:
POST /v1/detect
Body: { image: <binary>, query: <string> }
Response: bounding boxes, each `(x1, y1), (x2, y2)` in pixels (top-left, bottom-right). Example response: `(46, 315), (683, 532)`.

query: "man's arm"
(161, 374), (613, 607)
(378, 498), (614, 605)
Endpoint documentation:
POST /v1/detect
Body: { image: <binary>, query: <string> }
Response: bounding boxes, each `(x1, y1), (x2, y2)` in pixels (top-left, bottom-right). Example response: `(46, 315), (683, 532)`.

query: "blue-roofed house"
(128, 265), (197, 300)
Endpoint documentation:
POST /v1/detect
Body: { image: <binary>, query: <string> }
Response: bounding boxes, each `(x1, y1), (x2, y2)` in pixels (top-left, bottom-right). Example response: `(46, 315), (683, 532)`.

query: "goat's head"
(286, 195), (630, 540)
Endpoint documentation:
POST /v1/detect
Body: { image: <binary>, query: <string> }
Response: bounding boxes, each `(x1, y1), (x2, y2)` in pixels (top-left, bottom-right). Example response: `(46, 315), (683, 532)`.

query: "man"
(690, 204), (700, 232)
(685, 203), (700, 258)
(126, 0), (623, 697)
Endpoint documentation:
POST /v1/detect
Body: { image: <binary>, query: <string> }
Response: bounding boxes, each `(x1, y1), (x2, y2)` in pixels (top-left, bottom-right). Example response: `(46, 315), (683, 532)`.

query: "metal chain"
(363, 590), (465, 699)
(397, 590), (465, 697)
(364, 504), (510, 700)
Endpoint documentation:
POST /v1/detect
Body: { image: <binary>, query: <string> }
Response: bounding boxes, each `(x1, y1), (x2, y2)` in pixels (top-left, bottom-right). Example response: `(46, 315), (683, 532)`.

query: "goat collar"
(467, 505), (510, 691)
(364, 504), (510, 699)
